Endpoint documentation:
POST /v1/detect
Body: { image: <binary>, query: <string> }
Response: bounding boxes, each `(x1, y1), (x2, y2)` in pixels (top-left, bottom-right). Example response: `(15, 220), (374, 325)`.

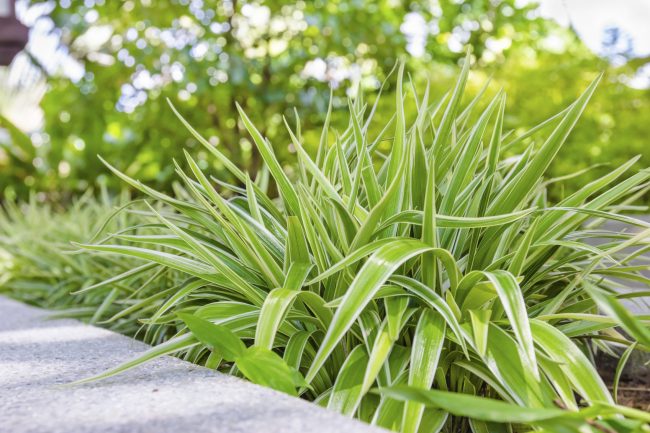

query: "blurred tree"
(0, 0), (648, 201)
(0, 0), (548, 197)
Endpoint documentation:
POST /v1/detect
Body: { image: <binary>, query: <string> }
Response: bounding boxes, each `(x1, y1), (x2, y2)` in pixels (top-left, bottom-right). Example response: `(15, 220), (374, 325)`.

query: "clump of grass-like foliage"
(0, 191), (180, 337)
(8, 58), (650, 432)
(0, 192), (129, 312)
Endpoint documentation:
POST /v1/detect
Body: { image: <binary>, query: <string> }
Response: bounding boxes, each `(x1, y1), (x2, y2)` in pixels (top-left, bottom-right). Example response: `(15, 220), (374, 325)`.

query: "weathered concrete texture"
(0, 297), (383, 433)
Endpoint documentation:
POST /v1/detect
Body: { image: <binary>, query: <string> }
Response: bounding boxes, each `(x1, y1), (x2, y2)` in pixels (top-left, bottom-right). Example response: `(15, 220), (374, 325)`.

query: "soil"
(597, 352), (650, 411)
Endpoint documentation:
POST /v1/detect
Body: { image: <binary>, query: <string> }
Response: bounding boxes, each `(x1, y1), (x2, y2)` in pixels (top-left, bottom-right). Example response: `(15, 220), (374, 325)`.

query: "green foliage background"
(0, 0), (649, 201)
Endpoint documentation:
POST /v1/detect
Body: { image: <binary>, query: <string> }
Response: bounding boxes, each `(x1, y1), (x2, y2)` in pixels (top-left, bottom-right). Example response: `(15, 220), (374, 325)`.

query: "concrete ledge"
(0, 296), (383, 433)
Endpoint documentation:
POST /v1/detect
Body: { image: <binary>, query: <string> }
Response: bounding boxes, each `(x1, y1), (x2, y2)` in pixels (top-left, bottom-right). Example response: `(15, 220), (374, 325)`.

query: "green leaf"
(402, 310), (446, 433)
(328, 345), (369, 416)
(469, 309), (491, 356)
(378, 208), (536, 230)
(613, 342), (637, 404)
(70, 335), (197, 385)
(385, 296), (409, 341)
(483, 270), (538, 378)
(379, 386), (565, 424)
(306, 239), (434, 383)
(236, 103), (301, 216)
(236, 346), (307, 396)
(177, 313), (245, 361)
(361, 321), (396, 396)
(490, 74), (602, 214)
(530, 319), (613, 404)
(584, 282), (650, 347)
(255, 263), (312, 349)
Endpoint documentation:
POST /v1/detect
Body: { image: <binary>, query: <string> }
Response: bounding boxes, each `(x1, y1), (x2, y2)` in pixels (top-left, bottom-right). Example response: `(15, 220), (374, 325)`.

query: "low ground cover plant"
(0, 192), (181, 339)
(0, 192), (124, 312)
(3, 58), (650, 432)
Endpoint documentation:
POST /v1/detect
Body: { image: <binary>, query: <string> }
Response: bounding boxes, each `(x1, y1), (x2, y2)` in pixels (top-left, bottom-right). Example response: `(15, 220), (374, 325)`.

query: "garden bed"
(598, 352), (650, 411)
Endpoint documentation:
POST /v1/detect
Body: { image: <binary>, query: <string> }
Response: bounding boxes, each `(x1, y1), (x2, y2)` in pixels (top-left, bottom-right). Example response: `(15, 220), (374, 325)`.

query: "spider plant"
(0, 191), (181, 340)
(73, 57), (650, 432)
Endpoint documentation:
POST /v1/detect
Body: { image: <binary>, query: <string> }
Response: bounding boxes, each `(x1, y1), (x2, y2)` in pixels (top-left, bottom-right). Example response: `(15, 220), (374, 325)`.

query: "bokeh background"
(1, 0), (649, 202)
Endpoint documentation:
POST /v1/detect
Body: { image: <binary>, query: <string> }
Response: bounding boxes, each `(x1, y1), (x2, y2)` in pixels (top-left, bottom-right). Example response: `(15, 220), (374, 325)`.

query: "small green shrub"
(25, 59), (650, 431)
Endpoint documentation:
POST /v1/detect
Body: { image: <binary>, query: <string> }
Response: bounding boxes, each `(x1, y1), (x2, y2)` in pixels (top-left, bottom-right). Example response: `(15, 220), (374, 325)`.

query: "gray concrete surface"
(0, 296), (383, 433)
(591, 216), (650, 314)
